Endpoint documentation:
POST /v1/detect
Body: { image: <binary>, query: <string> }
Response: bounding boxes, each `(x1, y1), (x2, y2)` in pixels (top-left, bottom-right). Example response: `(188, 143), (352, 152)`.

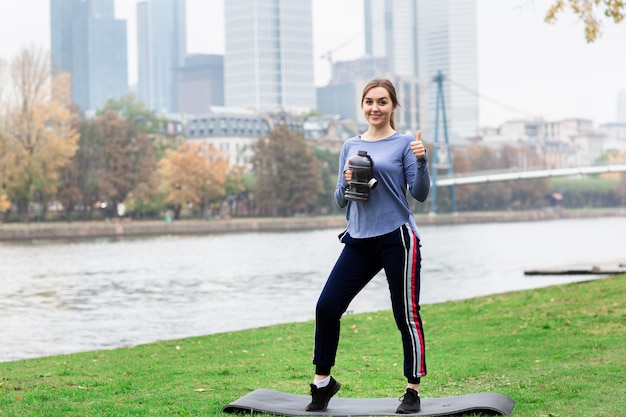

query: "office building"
(137, 0), (187, 113)
(331, 56), (389, 85)
(50, 0), (128, 111)
(178, 54), (224, 114)
(224, 0), (316, 113)
(363, 0), (479, 142)
(364, 0), (418, 77)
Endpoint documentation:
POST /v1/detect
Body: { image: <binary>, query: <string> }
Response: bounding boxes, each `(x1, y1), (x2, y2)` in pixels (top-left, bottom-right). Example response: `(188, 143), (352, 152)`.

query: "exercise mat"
(222, 388), (515, 416)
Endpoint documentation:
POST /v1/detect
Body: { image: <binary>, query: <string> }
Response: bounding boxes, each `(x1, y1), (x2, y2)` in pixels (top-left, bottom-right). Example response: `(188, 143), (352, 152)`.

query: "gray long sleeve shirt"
(334, 132), (431, 239)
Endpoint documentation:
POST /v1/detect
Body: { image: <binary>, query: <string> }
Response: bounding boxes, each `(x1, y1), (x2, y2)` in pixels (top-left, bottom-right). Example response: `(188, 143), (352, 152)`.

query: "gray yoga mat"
(222, 388), (515, 416)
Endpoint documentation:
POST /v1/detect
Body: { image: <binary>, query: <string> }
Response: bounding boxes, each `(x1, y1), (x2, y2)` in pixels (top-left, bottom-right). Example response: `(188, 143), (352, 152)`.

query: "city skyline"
(1, 0), (626, 128)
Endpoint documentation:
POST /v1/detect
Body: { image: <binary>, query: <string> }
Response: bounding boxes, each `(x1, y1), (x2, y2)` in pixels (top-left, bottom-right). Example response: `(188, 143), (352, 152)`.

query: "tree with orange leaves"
(0, 47), (79, 221)
(159, 142), (228, 219)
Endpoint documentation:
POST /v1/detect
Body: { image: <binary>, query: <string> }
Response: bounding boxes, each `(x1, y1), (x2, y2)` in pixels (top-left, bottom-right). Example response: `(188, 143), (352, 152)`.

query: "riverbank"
(0, 275), (624, 416)
(0, 207), (624, 241)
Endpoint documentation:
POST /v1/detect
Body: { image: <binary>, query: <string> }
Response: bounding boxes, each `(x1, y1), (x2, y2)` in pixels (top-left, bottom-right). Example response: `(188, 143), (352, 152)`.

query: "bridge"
(434, 164), (626, 187)
(426, 70), (626, 214)
(428, 163), (626, 214)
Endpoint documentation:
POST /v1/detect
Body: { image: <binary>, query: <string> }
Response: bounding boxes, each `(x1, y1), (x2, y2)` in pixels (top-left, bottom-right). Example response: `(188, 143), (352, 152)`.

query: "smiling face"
(362, 86), (396, 130)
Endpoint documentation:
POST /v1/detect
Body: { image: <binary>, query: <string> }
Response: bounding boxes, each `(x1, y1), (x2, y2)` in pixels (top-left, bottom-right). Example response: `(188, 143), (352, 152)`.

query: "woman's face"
(362, 86), (394, 129)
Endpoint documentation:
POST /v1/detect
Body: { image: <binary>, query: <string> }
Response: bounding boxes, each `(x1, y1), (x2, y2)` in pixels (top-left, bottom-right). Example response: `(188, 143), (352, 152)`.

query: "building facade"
(364, 0), (418, 77)
(137, 0), (187, 113)
(185, 108), (271, 169)
(177, 54), (224, 114)
(50, 0), (128, 112)
(417, 0), (479, 143)
(224, 0), (316, 113)
(363, 0), (479, 142)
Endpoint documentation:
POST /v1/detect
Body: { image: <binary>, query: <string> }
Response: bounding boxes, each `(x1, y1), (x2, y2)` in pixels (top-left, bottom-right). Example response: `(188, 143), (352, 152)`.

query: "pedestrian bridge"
(434, 164), (626, 187)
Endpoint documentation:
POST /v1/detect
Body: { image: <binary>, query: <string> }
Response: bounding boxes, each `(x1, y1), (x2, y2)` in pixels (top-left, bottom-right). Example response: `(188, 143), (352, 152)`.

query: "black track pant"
(312, 224), (426, 381)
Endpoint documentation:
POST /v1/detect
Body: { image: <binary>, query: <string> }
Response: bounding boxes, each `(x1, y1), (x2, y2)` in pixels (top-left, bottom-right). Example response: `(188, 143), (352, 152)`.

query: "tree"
(100, 94), (178, 160)
(96, 110), (157, 217)
(0, 47), (79, 221)
(500, 145), (551, 209)
(158, 142), (228, 219)
(545, 0), (625, 42)
(0, 131), (11, 216)
(222, 165), (254, 217)
(313, 148), (342, 214)
(251, 125), (321, 216)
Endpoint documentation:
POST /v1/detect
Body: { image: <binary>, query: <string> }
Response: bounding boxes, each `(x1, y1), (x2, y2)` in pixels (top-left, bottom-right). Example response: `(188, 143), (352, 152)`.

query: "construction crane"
(319, 16), (384, 81)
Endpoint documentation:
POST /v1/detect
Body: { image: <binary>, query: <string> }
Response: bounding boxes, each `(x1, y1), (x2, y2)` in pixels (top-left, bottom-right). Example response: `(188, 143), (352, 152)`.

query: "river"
(1, 216), (625, 362)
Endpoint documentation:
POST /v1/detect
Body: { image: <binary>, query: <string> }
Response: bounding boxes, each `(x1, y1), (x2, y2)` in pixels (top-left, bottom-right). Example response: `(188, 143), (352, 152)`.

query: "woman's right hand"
(344, 169), (352, 184)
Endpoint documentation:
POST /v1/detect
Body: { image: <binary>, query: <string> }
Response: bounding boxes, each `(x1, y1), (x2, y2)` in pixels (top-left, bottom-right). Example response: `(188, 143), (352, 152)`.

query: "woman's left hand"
(411, 130), (426, 159)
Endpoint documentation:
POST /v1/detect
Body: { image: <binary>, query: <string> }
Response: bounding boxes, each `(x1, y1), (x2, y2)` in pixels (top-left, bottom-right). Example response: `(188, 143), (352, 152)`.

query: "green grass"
(1, 275), (624, 416)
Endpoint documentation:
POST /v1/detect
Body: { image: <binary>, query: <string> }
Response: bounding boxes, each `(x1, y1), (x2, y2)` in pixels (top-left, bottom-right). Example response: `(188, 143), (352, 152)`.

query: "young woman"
(306, 78), (430, 414)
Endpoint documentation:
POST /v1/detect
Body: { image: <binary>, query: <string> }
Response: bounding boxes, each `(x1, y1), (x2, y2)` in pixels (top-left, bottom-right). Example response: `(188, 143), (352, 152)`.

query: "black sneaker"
(396, 387), (421, 414)
(305, 376), (341, 411)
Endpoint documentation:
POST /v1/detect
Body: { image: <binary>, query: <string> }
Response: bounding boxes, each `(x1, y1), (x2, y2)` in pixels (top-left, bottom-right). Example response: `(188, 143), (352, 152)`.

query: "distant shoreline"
(0, 208), (624, 241)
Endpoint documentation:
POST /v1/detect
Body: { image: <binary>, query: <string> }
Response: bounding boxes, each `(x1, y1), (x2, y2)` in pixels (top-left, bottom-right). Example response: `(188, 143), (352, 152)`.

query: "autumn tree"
(0, 47), (78, 221)
(159, 142), (228, 219)
(546, 0), (625, 42)
(0, 126), (10, 215)
(100, 94), (178, 160)
(96, 110), (157, 217)
(222, 165), (253, 216)
(313, 148), (342, 214)
(500, 145), (551, 209)
(56, 118), (105, 220)
(251, 124), (321, 216)
(452, 145), (513, 211)
(446, 143), (551, 211)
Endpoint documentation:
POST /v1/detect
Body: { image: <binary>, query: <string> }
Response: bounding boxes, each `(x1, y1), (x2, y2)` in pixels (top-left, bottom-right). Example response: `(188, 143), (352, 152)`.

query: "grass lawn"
(1, 275), (624, 416)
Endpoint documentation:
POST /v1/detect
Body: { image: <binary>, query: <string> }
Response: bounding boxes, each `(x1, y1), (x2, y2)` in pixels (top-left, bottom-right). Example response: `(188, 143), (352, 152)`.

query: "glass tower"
(137, 0), (187, 113)
(50, 0), (128, 112)
(363, 0), (479, 141)
(224, 0), (315, 113)
(417, 0), (478, 141)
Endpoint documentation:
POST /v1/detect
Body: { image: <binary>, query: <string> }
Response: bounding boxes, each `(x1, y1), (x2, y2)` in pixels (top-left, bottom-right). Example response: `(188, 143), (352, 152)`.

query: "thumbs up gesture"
(410, 130), (426, 159)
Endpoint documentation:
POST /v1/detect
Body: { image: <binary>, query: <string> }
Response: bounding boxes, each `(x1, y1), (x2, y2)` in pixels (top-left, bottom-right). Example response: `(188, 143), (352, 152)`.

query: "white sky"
(1, 0), (625, 128)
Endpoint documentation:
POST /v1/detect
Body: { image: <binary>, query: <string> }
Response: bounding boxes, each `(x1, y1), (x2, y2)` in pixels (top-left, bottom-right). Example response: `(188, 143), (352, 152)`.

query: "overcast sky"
(1, 0), (625, 128)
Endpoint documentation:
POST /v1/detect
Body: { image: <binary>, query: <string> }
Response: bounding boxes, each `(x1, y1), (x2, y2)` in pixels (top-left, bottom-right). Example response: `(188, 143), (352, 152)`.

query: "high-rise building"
(364, 0), (418, 77)
(137, 0), (187, 113)
(177, 54), (224, 114)
(417, 0), (478, 142)
(363, 0), (479, 142)
(50, 0), (128, 112)
(224, 0), (316, 113)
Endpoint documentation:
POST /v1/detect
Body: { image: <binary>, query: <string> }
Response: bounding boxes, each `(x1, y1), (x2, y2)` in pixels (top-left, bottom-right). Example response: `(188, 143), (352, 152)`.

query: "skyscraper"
(177, 54), (224, 114)
(363, 0), (479, 142)
(364, 0), (418, 77)
(137, 0), (187, 113)
(224, 0), (316, 113)
(50, 0), (128, 112)
(417, 0), (479, 142)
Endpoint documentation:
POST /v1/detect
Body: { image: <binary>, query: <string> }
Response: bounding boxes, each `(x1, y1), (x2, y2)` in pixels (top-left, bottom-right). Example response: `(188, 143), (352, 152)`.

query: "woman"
(306, 78), (430, 414)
